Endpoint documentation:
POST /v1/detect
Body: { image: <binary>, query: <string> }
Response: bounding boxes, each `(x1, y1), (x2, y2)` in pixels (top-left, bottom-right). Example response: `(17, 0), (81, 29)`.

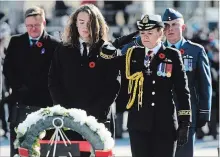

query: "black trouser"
(175, 127), (195, 157)
(10, 122), (18, 157)
(0, 103), (8, 135)
(129, 129), (177, 157)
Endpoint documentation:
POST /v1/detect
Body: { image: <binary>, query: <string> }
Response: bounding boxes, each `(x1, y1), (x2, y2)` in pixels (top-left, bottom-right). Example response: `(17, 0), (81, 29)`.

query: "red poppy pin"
(180, 49), (185, 55)
(37, 41), (43, 48)
(89, 61), (96, 68)
(159, 53), (165, 59)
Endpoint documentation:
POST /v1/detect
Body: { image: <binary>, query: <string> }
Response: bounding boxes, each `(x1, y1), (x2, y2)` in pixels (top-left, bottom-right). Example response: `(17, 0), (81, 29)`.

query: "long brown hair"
(62, 4), (109, 47)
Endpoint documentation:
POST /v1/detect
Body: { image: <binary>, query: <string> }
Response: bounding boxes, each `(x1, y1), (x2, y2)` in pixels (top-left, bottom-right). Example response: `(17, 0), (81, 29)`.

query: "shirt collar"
(79, 38), (90, 55)
(29, 36), (41, 41)
(79, 37), (85, 46)
(167, 38), (183, 49)
(29, 33), (42, 45)
(145, 42), (162, 55)
(29, 31), (43, 41)
(79, 37), (90, 46)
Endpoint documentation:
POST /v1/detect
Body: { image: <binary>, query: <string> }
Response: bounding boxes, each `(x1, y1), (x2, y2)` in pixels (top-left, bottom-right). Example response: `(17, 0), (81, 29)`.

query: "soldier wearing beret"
(116, 14), (192, 157)
(162, 8), (212, 157)
(3, 6), (60, 156)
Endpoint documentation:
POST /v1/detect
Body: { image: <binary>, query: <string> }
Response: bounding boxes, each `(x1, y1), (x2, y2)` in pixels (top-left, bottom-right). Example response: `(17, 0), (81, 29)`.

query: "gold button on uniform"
(151, 103), (155, 106)
(152, 91), (155, 95)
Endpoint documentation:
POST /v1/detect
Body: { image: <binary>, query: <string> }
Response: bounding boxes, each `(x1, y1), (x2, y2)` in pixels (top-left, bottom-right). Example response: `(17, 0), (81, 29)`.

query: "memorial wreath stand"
(15, 105), (114, 157)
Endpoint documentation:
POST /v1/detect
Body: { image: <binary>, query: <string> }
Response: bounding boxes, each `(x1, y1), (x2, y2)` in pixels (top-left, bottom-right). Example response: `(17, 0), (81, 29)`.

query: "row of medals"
(183, 55), (193, 72)
(144, 54), (193, 77)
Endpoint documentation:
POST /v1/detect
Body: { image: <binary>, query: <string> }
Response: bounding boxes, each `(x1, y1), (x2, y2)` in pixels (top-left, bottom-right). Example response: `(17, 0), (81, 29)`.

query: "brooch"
(37, 41), (43, 48)
(159, 53), (165, 59)
(89, 61), (96, 68)
(180, 49), (185, 55)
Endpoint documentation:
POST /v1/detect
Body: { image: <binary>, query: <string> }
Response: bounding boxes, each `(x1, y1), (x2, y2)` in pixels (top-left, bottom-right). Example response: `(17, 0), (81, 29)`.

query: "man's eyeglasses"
(26, 24), (41, 29)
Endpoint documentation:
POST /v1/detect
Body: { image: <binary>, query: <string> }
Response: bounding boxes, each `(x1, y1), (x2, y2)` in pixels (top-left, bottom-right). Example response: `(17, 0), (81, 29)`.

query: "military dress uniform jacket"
(117, 45), (191, 132)
(164, 38), (212, 127)
(3, 31), (60, 107)
(48, 40), (120, 122)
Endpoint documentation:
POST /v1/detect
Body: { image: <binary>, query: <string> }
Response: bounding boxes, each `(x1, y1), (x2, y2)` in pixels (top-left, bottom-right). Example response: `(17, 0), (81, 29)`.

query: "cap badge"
(142, 15), (149, 24)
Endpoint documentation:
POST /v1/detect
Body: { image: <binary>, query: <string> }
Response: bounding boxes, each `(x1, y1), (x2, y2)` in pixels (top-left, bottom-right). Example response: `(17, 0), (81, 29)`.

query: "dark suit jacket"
(3, 31), (60, 107)
(48, 40), (120, 122)
(116, 45), (191, 132)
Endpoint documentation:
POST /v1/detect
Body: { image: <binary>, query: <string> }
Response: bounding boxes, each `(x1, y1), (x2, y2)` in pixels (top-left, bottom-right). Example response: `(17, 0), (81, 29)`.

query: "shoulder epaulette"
(100, 42), (117, 59)
(132, 45), (144, 49)
(187, 40), (204, 49)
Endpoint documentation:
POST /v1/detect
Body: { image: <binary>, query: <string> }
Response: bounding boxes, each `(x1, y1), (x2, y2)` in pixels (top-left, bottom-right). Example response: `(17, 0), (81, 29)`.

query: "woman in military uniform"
(116, 14), (192, 157)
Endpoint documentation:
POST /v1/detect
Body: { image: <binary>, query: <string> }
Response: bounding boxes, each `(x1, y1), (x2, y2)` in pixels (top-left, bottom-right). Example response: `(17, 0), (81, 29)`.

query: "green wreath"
(14, 105), (114, 156)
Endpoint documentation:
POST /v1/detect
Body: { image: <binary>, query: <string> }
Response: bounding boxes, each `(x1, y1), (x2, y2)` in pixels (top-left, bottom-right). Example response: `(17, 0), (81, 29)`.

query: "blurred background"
(0, 0), (219, 156)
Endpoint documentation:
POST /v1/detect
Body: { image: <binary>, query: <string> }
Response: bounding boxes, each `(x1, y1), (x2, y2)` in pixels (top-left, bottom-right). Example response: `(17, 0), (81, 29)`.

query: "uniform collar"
(167, 37), (185, 49)
(145, 42), (162, 55)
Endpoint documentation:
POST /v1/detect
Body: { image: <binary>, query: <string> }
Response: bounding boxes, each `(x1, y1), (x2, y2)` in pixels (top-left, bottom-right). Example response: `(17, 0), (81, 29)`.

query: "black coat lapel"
(88, 39), (105, 57)
(23, 33), (31, 49)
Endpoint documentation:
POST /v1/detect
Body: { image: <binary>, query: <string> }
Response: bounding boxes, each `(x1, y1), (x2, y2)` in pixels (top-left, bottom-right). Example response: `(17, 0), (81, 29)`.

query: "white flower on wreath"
(48, 105), (67, 116)
(15, 105), (115, 151)
(17, 110), (43, 136)
(68, 108), (87, 125)
(86, 116), (100, 132)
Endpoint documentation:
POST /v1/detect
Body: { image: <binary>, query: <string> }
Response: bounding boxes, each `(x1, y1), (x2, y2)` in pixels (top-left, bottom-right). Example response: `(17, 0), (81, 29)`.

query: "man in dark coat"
(116, 14), (192, 157)
(162, 8), (212, 157)
(3, 6), (60, 157)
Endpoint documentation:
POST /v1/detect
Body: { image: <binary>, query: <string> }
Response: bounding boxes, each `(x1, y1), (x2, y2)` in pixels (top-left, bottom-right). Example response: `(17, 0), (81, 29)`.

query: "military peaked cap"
(137, 14), (164, 31)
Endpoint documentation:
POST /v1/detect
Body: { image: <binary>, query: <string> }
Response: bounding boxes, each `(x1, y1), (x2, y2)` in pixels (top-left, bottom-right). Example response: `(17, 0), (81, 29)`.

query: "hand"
(196, 118), (207, 128)
(177, 124), (189, 147)
(112, 31), (139, 49)
(196, 112), (208, 128)
(100, 43), (117, 59)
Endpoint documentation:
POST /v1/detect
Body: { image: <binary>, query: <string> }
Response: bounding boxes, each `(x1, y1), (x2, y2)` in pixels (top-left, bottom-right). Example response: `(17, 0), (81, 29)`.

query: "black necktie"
(31, 39), (37, 46)
(147, 50), (153, 60)
(82, 42), (87, 57)
(171, 45), (176, 49)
